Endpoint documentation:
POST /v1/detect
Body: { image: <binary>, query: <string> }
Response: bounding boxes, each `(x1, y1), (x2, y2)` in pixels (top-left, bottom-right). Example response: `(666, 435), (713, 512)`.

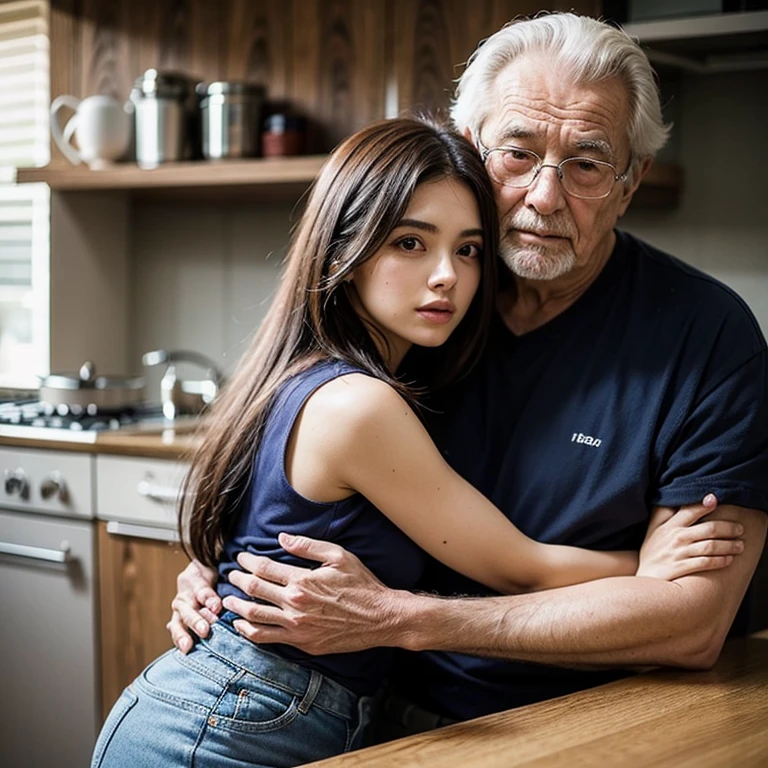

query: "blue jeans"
(92, 616), (372, 768)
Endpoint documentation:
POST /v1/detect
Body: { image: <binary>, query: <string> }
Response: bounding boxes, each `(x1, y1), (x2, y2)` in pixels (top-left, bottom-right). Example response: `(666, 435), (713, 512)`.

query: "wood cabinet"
(29, 0), (673, 204)
(48, 0), (601, 160)
(97, 519), (189, 719)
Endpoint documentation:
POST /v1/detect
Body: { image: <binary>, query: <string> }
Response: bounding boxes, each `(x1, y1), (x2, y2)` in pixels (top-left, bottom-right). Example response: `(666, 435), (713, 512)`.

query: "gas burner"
(0, 401), (168, 443)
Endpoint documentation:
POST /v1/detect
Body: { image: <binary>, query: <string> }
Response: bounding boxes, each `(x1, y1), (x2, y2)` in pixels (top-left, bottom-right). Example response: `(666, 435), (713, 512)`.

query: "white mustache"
(505, 209), (575, 239)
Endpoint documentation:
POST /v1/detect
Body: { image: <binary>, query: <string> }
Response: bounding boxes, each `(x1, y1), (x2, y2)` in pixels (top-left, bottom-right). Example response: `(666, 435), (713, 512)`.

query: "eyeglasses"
(476, 137), (630, 200)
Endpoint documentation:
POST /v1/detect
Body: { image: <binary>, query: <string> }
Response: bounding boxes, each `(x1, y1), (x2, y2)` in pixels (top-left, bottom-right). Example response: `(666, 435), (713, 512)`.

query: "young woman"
(92, 118), (742, 768)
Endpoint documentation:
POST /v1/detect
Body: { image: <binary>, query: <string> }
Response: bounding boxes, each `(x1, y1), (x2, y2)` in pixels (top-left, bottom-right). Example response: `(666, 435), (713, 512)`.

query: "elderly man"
(169, 13), (768, 732)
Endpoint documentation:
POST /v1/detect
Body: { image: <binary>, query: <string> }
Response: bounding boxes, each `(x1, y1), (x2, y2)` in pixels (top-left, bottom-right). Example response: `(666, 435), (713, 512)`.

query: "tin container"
(199, 82), (265, 159)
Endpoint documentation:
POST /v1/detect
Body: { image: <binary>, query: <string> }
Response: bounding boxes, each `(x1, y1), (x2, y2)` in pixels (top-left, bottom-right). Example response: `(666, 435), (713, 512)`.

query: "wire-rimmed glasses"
(476, 137), (630, 200)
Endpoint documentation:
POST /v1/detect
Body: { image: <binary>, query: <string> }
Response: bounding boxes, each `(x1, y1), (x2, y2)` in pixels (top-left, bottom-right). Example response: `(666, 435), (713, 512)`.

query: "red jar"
(261, 114), (306, 158)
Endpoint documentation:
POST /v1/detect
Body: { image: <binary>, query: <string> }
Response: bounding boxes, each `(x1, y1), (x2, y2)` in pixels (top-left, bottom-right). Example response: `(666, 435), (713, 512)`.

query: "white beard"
(500, 208), (577, 281)
(499, 238), (576, 280)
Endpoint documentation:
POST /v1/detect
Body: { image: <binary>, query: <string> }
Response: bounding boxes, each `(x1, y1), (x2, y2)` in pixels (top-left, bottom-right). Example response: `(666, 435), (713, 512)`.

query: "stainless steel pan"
(38, 361), (145, 410)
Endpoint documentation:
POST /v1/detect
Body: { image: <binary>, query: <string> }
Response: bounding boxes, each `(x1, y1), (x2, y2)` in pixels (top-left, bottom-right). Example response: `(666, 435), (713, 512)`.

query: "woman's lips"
(416, 308), (455, 324)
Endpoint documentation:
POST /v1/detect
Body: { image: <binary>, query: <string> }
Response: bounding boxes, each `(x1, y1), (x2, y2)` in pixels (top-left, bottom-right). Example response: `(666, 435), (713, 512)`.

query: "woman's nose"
(428, 254), (458, 290)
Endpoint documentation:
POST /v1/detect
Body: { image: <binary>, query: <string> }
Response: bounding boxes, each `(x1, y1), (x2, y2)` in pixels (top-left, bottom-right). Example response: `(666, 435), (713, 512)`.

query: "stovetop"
(0, 400), (187, 443)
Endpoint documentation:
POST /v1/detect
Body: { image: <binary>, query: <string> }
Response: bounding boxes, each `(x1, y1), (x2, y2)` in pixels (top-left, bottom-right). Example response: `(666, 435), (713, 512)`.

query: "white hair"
(451, 13), (670, 174)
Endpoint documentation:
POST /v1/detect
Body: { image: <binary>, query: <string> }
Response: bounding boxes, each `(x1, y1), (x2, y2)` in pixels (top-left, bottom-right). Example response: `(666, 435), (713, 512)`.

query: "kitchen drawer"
(0, 445), (94, 519)
(96, 455), (189, 529)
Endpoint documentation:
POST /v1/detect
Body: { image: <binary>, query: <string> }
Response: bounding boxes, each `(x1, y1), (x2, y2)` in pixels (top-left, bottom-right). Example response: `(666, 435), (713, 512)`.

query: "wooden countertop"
(0, 428), (201, 460)
(306, 630), (768, 768)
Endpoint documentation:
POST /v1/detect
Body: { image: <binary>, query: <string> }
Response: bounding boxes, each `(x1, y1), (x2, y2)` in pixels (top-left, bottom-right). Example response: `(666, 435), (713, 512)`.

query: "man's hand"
(167, 559), (221, 654)
(223, 532), (400, 655)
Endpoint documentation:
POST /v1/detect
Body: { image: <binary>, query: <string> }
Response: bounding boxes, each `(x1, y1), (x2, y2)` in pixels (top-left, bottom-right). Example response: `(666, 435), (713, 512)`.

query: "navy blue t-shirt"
(393, 230), (768, 720)
(218, 360), (427, 695)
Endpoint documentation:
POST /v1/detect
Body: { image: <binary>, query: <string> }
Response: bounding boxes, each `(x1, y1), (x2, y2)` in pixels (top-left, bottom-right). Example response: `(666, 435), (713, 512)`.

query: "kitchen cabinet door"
(97, 520), (189, 720)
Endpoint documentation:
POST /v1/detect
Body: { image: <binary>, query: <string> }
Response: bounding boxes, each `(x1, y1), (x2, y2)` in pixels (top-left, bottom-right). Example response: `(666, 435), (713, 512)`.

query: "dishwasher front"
(0, 446), (99, 768)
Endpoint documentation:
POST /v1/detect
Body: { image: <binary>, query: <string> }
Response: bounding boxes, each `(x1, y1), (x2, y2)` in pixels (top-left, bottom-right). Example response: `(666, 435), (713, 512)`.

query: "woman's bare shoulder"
(303, 372), (411, 430)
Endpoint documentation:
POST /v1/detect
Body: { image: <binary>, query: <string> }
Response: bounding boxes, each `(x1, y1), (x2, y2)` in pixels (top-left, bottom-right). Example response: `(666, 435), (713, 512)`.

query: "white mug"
(50, 94), (132, 168)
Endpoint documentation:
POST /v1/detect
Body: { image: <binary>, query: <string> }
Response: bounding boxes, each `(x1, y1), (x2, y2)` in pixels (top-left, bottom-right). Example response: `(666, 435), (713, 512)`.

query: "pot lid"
(40, 362), (144, 391)
(197, 81), (265, 98)
(133, 69), (193, 99)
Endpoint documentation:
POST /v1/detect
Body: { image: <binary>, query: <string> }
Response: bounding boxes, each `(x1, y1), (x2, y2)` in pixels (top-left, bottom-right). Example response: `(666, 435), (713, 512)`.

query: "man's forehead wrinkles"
(492, 109), (615, 147)
(495, 95), (618, 130)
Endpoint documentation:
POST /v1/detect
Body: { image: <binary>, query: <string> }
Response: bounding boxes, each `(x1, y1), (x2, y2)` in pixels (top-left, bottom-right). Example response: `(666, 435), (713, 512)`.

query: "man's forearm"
(222, 508), (764, 663)
(393, 576), (722, 668)
(390, 506), (765, 668)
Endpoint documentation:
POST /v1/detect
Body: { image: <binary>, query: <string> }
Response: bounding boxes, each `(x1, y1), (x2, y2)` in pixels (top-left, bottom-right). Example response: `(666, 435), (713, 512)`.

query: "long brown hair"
(182, 117), (499, 566)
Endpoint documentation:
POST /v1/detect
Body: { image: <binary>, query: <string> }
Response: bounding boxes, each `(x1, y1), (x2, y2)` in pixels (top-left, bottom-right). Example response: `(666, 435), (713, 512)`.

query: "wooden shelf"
(15, 156), (328, 201)
(623, 11), (768, 73)
(17, 156), (683, 208)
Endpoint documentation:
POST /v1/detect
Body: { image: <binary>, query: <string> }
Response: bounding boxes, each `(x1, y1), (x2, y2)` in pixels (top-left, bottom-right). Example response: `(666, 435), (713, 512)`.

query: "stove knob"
(4, 468), (29, 499)
(40, 472), (68, 503)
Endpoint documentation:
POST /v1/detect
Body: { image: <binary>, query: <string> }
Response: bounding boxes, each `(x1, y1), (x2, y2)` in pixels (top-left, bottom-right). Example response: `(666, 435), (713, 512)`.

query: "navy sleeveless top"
(217, 359), (428, 695)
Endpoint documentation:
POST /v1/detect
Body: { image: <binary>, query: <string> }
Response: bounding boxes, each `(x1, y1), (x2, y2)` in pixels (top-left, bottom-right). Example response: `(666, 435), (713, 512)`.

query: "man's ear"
(617, 156), (652, 217)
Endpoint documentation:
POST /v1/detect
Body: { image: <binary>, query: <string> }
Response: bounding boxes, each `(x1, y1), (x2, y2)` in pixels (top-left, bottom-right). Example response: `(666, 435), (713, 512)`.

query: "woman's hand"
(167, 559), (221, 653)
(637, 494), (745, 580)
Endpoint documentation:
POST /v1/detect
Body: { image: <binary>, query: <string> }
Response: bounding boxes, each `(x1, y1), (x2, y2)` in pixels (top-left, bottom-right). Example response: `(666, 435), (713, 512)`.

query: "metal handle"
(142, 349), (224, 385)
(0, 540), (72, 563)
(106, 521), (179, 543)
(137, 479), (180, 504)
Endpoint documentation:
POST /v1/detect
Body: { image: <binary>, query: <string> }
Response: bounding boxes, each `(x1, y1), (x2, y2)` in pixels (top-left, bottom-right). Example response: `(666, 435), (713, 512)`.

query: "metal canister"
(130, 70), (193, 168)
(198, 82), (265, 160)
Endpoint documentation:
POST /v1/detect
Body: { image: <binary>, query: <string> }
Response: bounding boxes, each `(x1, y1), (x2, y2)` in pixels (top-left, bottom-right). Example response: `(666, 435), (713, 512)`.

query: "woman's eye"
(457, 243), (482, 259)
(396, 236), (423, 252)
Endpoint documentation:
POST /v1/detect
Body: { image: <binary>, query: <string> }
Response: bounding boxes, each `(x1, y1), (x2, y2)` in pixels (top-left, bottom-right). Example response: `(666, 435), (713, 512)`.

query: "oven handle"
(137, 479), (180, 504)
(106, 520), (179, 543)
(0, 540), (72, 563)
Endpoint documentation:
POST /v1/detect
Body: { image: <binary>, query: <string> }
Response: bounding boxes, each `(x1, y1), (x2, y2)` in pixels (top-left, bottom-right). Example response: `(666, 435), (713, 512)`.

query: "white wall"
(130, 201), (296, 394)
(621, 68), (768, 335)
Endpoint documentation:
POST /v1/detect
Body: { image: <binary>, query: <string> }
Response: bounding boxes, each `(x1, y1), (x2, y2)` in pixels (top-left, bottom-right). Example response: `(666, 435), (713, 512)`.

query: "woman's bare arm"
(291, 375), (741, 593)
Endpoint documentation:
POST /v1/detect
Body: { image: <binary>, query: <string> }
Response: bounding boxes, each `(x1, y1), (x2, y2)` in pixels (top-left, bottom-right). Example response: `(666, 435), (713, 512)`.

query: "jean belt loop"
(297, 670), (323, 714)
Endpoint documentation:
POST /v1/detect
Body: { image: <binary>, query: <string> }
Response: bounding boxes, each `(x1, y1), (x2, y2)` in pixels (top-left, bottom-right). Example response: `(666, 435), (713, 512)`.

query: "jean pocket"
(212, 677), (301, 733)
(91, 686), (138, 767)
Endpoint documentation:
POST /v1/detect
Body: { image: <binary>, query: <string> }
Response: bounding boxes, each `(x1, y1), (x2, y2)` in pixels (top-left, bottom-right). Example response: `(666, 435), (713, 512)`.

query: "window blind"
(0, 0), (49, 387)
(0, 0), (49, 167)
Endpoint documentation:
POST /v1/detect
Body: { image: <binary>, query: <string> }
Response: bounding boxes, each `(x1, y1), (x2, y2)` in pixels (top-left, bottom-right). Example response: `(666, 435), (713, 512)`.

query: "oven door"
(0, 508), (98, 767)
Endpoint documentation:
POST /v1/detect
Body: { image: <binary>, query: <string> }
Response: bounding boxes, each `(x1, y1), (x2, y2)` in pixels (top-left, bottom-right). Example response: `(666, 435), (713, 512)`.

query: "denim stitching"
(202, 699), (302, 735)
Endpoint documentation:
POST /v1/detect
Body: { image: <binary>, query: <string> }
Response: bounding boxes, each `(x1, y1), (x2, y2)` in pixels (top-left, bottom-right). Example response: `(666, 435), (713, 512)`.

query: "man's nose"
(524, 164), (566, 215)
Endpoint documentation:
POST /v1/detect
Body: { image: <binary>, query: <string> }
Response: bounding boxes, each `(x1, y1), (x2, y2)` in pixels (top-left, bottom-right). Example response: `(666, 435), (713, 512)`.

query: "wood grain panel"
(292, 0), (389, 151)
(118, 0), (218, 83)
(220, 0), (291, 98)
(49, 0), (77, 166)
(77, 0), (133, 100)
(49, 0), (608, 164)
(98, 521), (190, 720)
(393, 0), (554, 120)
(555, 0), (602, 15)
